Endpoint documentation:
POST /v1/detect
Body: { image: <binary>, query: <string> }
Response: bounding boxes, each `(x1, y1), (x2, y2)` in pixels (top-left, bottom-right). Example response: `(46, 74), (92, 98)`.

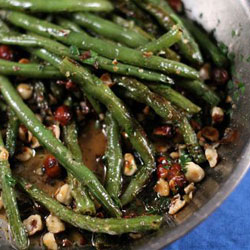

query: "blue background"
(166, 170), (250, 250)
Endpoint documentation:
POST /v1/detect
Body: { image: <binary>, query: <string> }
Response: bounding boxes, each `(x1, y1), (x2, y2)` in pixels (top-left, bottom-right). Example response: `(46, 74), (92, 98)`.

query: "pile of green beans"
(0, 132), (29, 250)
(0, 0), (230, 248)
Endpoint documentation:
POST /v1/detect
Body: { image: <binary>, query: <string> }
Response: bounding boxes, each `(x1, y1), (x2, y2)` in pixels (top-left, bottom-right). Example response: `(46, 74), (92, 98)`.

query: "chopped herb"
(69, 45), (80, 56)
(218, 42), (228, 56)
(232, 30), (236, 37)
(199, 13), (203, 18)
(247, 56), (250, 63)
(83, 50), (99, 65)
(240, 54), (244, 62)
(144, 193), (170, 214)
(179, 154), (191, 173)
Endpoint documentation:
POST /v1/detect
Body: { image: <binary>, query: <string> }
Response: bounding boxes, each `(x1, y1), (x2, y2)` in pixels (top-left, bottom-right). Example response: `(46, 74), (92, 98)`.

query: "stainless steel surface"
(1, 1), (250, 249)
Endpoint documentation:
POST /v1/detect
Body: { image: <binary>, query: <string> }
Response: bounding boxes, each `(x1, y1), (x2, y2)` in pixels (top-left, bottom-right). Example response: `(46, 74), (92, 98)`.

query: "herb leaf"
(179, 154), (191, 173)
(69, 45), (80, 56)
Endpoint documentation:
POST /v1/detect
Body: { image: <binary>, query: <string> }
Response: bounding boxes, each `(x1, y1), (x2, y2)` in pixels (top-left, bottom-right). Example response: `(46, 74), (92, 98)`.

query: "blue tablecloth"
(166, 170), (250, 250)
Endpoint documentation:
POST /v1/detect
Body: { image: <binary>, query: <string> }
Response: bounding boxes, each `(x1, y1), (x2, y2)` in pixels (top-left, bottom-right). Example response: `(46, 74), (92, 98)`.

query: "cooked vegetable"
(0, 75), (121, 218)
(0, 131), (29, 249)
(5, 109), (19, 157)
(104, 112), (123, 204)
(181, 17), (228, 67)
(140, 26), (182, 53)
(0, 0), (232, 245)
(0, 59), (62, 79)
(17, 177), (163, 234)
(114, 77), (205, 164)
(72, 12), (149, 48)
(0, 33), (173, 84)
(133, 0), (203, 64)
(147, 83), (201, 114)
(177, 79), (220, 106)
(63, 122), (96, 215)
(0, 0), (114, 12)
(0, 11), (199, 79)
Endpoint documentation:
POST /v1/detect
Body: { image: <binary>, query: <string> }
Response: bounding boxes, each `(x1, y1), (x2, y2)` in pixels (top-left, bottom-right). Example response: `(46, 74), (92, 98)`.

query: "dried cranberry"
(157, 156), (168, 165)
(212, 68), (229, 85)
(167, 0), (183, 12)
(56, 80), (76, 90)
(153, 125), (173, 137)
(0, 45), (14, 61)
(65, 80), (77, 90)
(169, 175), (187, 193)
(54, 105), (72, 126)
(157, 164), (169, 179)
(80, 51), (91, 60)
(166, 163), (182, 182)
(43, 155), (61, 178)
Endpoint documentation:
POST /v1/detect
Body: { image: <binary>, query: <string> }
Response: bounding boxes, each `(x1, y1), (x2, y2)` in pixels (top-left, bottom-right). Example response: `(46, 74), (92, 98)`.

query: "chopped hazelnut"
(185, 162), (205, 183)
(43, 232), (58, 250)
(123, 153), (137, 176)
(169, 194), (186, 215)
(46, 214), (65, 234)
(154, 178), (170, 197)
(55, 184), (72, 205)
(23, 215), (43, 236)
(205, 146), (218, 168)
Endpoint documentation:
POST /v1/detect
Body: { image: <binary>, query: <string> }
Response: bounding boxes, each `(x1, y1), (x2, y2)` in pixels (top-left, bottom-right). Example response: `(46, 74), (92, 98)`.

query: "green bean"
(16, 177), (163, 234)
(59, 57), (156, 206)
(5, 109), (19, 157)
(0, 59), (62, 79)
(147, 84), (201, 114)
(72, 12), (149, 48)
(0, 75), (121, 217)
(0, 32), (174, 84)
(56, 17), (88, 34)
(105, 112), (123, 205)
(112, 15), (181, 61)
(176, 79), (220, 106)
(112, 0), (161, 37)
(33, 81), (51, 118)
(30, 48), (155, 206)
(180, 17), (228, 67)
(0, 19), (10, 32)
(164, 48), (181, 61)
(0, 11), (199, 79)
(0, 0), (114, 12)
(140, 27), (182, 54)
(0, 133), (29, 250)
(133, 0), (203, 65)
(114, 77), (206, 166)
(63, 122), (96, 215)
(112, 15), (154, 41)
(112, 15), (182, 61)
